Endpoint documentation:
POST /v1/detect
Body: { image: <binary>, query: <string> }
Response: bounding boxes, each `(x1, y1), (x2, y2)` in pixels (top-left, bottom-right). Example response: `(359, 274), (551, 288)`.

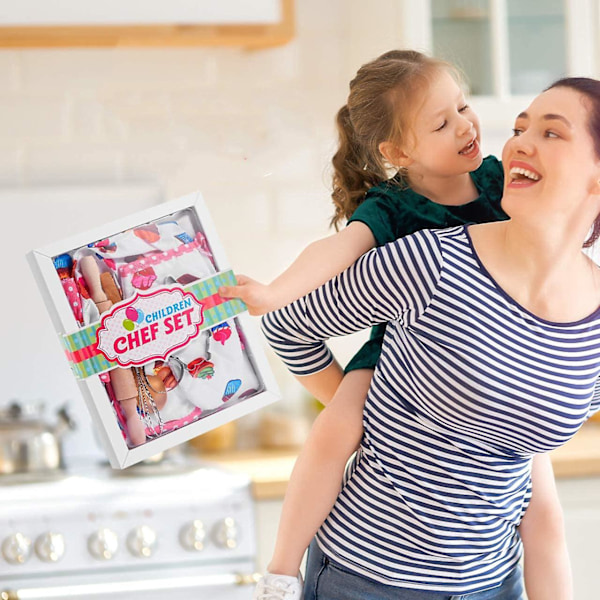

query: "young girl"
(220, 51), (572, 600)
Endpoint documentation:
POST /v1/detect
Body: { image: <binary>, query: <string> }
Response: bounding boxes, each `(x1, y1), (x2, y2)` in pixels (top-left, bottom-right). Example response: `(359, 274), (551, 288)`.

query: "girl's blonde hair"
(331, 50), (460, 229)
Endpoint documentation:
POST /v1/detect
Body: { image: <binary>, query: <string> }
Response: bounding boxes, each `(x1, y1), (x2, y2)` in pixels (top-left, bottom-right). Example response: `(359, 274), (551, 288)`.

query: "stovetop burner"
(0, 449), (199, 486)
(103, 449), (205, 478)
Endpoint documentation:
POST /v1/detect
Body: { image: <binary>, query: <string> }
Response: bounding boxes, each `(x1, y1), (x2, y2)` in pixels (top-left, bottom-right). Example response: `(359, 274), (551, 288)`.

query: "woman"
(261, 78), (600, 599)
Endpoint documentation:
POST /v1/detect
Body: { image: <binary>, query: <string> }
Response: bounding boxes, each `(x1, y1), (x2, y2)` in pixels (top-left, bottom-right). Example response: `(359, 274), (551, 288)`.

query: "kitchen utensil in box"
(27, 192), (279, 468)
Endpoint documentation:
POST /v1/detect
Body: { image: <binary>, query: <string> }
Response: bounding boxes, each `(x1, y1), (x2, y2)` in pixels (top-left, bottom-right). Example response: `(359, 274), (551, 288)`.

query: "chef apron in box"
(74, 218), (260, 432)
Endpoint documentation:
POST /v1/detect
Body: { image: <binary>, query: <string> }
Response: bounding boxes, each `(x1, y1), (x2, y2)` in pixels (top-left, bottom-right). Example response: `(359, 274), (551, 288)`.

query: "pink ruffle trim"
(118, 233), (210, 277)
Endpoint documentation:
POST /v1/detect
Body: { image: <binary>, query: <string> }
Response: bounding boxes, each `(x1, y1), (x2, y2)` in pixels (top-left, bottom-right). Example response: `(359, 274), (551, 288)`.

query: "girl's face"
(401, 70), (482, 179)
(501, 86), (600, 220)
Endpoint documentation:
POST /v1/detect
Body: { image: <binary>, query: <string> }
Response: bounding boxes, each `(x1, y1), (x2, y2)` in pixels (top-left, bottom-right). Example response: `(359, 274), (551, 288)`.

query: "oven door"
(0, 562), (258, 600)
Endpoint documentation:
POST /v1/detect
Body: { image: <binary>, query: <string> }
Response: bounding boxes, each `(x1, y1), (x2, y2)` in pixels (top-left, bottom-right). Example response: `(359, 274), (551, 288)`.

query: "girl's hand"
(219, 274), (277, 316)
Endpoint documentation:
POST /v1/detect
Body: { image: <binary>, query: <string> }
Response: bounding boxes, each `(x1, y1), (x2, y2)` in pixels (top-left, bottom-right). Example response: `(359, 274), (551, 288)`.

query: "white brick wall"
(2, 0), (512, 413)
(0, 6), (361, 246)
(1, 0), (392, 415)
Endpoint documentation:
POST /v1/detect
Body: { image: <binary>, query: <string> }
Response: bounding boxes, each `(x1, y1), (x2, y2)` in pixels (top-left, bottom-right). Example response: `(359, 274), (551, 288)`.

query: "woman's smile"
(507, 160), (542, 188)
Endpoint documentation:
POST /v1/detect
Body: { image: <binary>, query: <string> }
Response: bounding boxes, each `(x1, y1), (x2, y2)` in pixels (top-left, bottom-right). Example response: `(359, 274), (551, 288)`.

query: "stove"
(0, 457), (258, 599)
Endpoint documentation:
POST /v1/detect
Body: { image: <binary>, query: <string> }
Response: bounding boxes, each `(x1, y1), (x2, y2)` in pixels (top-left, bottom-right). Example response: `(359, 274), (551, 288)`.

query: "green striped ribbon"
(60, 270), (246, 380)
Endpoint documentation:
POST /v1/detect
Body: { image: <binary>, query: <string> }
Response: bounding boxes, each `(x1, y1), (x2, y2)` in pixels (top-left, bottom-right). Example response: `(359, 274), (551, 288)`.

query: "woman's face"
(501, 86), (600, 220)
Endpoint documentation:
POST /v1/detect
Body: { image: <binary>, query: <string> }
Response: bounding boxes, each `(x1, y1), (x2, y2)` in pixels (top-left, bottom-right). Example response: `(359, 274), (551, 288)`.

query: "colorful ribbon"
(60, 270), (246, 380)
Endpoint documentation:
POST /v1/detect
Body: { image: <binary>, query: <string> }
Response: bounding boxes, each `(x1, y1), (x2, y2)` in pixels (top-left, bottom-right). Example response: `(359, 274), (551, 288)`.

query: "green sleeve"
(344, 323), (386, 373)
(347, 189), (400, 245)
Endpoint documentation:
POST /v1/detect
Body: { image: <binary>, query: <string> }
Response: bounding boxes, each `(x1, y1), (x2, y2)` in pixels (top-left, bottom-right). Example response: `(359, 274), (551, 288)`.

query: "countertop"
(549, 421), (600, 478)
(200, 422), (600, 500)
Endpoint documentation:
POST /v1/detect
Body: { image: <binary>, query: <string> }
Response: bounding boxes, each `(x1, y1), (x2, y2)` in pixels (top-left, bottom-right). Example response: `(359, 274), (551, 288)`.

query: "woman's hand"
(219, 274), (278, 316)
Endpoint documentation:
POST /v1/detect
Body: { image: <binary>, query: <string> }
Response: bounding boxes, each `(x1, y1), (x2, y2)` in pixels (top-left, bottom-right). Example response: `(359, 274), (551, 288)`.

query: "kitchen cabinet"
(403, 0), (597, 96)
(0, 0), (294, 48)
(429, 0), (573, 96)
(399, 0), (599, 132)
(255, 498), (309, 576)
(255, 498), (285, 573)
(0, 0), (281, 26)
(556, 477), (600, 600)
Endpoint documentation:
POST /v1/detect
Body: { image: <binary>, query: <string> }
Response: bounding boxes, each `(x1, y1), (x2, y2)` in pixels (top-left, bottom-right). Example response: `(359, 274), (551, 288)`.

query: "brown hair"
(545, 77), (600, 247)
(330, 50), (459, 229)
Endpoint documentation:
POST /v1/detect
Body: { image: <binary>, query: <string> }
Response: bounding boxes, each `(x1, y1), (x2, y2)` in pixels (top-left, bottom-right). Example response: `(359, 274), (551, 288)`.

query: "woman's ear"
(590, 162), (600, 195)
(378, 141), (412, 169)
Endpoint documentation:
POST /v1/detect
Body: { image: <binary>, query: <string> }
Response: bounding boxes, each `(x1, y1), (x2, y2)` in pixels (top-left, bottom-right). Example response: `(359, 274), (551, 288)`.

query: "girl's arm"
(219, 222), (375, 315)
(519, 453), (573, 600)
(294, 361), (345, 406)
(268, 369), (372, 576)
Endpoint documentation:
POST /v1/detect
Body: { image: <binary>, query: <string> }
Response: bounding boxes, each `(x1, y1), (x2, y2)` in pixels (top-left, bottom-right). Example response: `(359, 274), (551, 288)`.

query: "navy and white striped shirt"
(262, 226), (600, 593)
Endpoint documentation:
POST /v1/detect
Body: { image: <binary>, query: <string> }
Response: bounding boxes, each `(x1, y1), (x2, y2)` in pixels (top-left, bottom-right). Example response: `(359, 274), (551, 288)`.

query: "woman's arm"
(261, 230), (442, 377)
(219, 222), (375, 315)
(519, 453), (573, 600)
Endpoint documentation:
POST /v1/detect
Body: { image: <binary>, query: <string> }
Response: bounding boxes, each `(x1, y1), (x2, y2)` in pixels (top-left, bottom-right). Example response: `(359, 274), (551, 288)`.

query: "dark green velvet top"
(345, 155), (507, 372)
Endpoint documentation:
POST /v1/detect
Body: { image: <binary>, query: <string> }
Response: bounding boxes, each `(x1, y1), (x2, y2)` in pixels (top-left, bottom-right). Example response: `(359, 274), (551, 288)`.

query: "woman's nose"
(512, 131), (535, 155)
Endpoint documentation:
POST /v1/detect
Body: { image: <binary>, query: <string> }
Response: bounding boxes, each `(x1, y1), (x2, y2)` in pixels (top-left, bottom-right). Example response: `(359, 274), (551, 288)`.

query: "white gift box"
(28, 191), (279, 468)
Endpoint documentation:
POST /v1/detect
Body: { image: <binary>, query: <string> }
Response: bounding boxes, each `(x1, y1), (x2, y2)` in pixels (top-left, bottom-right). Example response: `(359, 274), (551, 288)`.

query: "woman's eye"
(545, 130), (559, 139)
(458, 104), (469, 113)
(434, 121), (447, 132)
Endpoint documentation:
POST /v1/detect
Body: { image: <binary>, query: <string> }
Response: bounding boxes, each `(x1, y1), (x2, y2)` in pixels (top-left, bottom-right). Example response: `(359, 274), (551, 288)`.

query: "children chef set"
(28, 193), (279, 468)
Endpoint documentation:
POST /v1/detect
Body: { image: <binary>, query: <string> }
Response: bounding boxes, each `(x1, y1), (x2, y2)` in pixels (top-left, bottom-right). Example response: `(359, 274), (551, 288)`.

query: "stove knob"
(88, 528), (119, 560)
(34, 532), (65, 563)
(212, 517), (238, 549)
(179, 520), (206, 551)
(127, 525), (157, 558)
(1, 533), (32, 564)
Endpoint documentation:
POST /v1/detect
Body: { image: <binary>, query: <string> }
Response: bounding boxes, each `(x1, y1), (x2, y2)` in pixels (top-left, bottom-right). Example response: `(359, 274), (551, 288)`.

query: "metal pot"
(0, 401), (75, 475)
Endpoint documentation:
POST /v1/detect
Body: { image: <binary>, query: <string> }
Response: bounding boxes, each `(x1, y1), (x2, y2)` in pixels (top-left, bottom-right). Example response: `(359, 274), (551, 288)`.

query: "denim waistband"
(303, 539), (525, 600)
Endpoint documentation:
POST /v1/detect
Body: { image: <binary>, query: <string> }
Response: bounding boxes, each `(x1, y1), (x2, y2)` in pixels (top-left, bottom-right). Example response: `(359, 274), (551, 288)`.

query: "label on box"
(97, 287), (203, 367)
(60, 269), (246, 379)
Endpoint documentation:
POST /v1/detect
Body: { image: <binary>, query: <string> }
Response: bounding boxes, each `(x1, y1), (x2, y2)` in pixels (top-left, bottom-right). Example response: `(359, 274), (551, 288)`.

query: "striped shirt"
(261, 226), (600, 593)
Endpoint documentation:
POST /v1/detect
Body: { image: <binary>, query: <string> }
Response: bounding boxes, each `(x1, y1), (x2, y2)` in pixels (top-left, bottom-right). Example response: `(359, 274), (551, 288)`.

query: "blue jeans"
(303, 540), (525, 600)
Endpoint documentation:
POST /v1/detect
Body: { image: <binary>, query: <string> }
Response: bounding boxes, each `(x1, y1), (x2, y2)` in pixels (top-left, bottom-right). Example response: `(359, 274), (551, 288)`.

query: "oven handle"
(0, 572), (261, 599)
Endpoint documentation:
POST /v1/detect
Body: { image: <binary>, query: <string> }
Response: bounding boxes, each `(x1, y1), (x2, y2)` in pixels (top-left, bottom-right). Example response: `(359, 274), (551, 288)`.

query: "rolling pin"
(79, 255), (158, 447)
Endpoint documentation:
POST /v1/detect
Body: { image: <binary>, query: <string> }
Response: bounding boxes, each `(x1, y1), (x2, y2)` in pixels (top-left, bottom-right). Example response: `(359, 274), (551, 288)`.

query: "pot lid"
(0, 400), (46, 423)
